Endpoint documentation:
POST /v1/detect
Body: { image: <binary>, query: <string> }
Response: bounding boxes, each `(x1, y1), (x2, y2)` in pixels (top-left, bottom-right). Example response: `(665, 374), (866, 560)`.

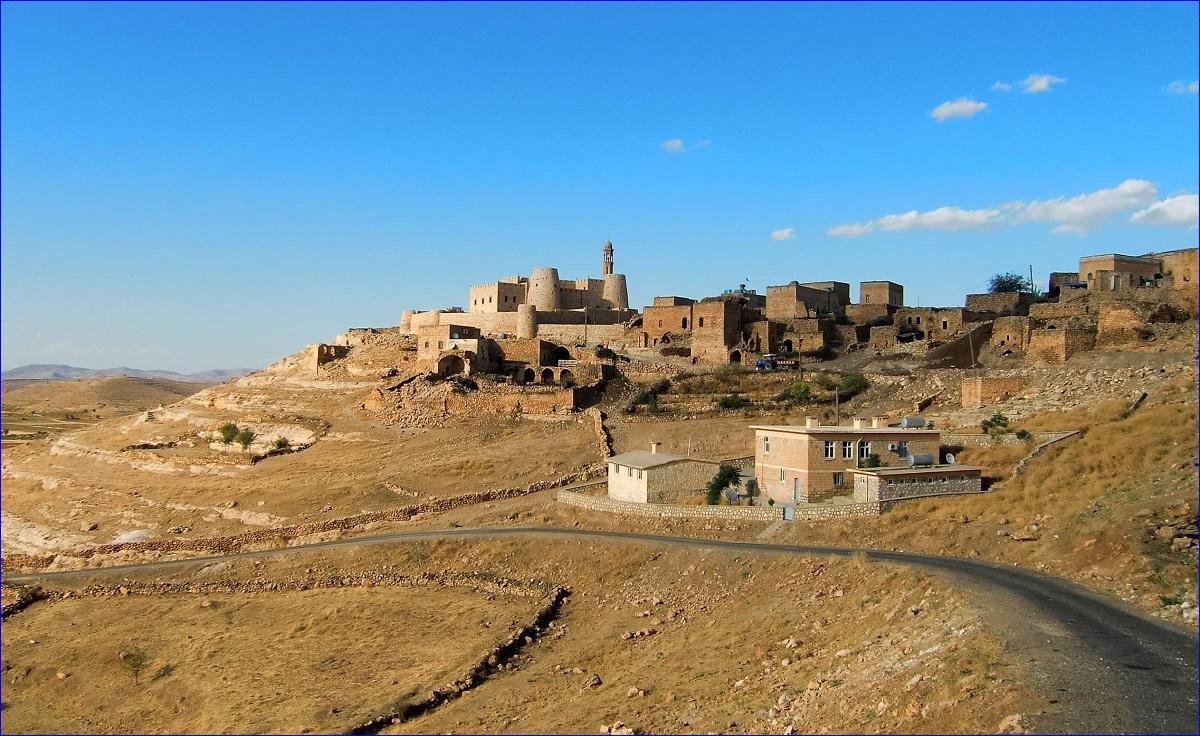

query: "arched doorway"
(540, 368), (555, 384)
(559, 369), (574, 387)
(549, 345), (571, 365)
(681, 317), (689, 329)
(640, 332), (649, 348)
(783, 339), (793, 353)
(522, 367), (536, 384)
(437, 354), (465, 376)
(729, 350), (741, 364)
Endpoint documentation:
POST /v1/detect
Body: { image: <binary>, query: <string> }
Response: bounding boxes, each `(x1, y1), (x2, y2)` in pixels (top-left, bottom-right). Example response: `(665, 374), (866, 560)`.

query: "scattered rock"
(582, 673), (602, 689)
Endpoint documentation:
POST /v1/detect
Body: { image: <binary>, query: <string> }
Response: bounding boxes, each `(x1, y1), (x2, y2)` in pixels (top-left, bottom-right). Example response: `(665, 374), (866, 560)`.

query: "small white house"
(607, 443), (718, 503)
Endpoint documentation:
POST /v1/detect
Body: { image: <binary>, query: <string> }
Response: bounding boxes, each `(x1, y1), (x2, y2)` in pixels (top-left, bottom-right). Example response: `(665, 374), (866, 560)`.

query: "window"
(858, 440), (870, 458)
(637, 469), (643, 479)
(864, 294), (872, 303)
(764, 437), (771, 454)
(832, 472), (844, 486)
(628, 466), (634, 477)
(682, 317), (689, 329)
(941, 320), (948, 330)
(916, 316), (922, 324)
(424, 341), (430, 348)
(699, 317), (706, 327)
(658, 320), (663, 327)
(842, 441), (853, 459)
(779, 468), (785, 481)
(896, 441), (908, 456)
(437, 341), (443, 349)
(824, 441), (835, 459)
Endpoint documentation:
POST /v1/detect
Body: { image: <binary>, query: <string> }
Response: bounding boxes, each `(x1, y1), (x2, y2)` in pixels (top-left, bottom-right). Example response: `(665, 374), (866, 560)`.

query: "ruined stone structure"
(859, 281), (904, 307)
(965, 292), (1033, 316)
(990, 316), (1032, 354)
(961, 375), (1029, 408)
(1026, 327), (1096, 365)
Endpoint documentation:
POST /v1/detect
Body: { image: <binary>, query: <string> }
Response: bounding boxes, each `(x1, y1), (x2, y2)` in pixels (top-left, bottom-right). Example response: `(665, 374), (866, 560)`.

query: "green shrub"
(1014, 429), (1031, 440)
(645, 393), (660, 414)
(272, 436), (291, 450)
(775, 381), (812, 403)
(981, 412), (1011, 435)
(864, 453), (882, 468)
(218, 423), (239, 445)
(837, 372), (869, 398)
(119, 648), (150, 685)
(811, 373), (837, 391)
(716, 393), (751, 410)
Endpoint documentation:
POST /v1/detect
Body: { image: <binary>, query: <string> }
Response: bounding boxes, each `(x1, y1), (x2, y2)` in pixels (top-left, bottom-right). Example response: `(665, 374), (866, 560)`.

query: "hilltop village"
(292, 241), (1199, 516)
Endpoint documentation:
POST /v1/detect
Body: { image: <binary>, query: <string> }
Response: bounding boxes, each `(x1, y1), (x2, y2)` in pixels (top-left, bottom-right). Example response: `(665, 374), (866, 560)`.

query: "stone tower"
(603, 240), (614, 276)
(527, 267), (562, 311)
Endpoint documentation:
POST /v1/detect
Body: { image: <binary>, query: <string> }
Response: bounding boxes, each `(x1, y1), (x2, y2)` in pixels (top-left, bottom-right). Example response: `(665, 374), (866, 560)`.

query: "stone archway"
(559, 369), (574, 388)
(523, 367), (536, 384)
(541, 368), (555, 385)
(783, 339), (793, 353)
(437, 354), (465, 376)
(729, 350), (742, 364)
(550, 346), (572, 364)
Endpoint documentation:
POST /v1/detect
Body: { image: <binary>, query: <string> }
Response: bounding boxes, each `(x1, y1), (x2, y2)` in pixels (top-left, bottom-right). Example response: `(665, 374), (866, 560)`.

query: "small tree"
(272, 436), (290, 450)
(864, 453), (883, 468)
(980, 412), (1010, 435)
(706, 464), (742, 505)
(120, 648), (150, 685)
(988, 272), (1032, 293)
(645, 393), (660, 414)
(234, 428), (255, 451)
(218, 423), (239, 445)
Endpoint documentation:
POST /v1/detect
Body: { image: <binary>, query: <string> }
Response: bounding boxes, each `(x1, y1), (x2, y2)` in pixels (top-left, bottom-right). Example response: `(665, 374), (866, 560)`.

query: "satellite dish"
(945, 452), (956, 465)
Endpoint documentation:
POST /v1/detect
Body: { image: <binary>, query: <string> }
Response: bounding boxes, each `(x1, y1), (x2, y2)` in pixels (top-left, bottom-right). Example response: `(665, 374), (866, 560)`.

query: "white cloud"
(1012, 179), (1157, 233)
(827, 179), (1172, 238)
(1166, 80), (1199, 95)
(825, 222), (874, 238)
(1022, 73), (1065, 93)
(991, 81), (1012, 91)
(930, 97), (987, 122)
(827, 206), (1001, 237)
(661, 137), (712, 153)
(1129, 193), (1199, 228)
(770, 227), (795, 241)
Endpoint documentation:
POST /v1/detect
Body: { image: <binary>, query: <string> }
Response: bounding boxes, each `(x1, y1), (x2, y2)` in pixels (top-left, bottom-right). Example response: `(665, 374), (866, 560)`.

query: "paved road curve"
(5, 526), (1197, 733)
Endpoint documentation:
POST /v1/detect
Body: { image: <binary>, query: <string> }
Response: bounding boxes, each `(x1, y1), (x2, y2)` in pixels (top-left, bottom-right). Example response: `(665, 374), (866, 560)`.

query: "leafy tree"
(119, 648), (150, 685)
(645, 393), (660, 414)
(988, 272), (1033, 293)
(234, 428), (255, 451)
(706, 464), (742, 505)
(272, 436), (290, 450)
(218, 423), (239, 445)
(864, 453), (883, 468)
(1015, 429), (1031, 440)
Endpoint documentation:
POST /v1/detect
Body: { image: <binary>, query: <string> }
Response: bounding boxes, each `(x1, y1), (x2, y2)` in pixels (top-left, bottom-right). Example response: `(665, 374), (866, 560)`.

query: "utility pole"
(1029, 264), (1035, 295)
(834, 388), (840, 425)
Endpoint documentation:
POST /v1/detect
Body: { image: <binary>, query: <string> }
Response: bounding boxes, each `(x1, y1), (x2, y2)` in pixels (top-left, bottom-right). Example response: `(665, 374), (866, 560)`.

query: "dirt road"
(5, 526), (1196, 734)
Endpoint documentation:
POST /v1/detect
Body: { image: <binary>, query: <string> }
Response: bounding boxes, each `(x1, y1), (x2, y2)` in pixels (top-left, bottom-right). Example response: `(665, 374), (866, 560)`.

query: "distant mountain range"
(1, 364), (254, 383)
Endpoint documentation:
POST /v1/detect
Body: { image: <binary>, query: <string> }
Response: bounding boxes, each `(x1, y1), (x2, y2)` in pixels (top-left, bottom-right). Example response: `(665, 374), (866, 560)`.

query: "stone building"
(606, 444), (718, 504)
(859, 281), (904, 307)
(405, 241), (637, 344)
(850, 465), (982, 503)
(751, 418), (941, 504)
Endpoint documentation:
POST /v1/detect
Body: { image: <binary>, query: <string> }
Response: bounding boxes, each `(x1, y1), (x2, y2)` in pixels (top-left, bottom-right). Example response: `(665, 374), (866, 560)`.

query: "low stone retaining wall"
(557, 490), (783, 521)
(1012, 430), (1081, 478)
(1, 466), (607, 573)
(943, 431), (1075, 448)
(790, 502), (883, 520)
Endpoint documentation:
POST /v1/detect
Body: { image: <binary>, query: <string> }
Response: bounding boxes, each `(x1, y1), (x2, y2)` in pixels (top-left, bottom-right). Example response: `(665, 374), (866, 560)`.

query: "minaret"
(602, 240), (614, 275)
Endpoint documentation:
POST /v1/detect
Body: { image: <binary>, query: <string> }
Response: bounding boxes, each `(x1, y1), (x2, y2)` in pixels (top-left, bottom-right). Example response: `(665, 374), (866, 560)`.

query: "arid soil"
(2, 539), (1036, 735)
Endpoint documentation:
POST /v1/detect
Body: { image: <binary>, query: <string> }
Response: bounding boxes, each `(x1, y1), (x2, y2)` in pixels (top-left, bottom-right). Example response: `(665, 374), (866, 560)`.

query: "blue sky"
(2, 1), (1197, 372)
